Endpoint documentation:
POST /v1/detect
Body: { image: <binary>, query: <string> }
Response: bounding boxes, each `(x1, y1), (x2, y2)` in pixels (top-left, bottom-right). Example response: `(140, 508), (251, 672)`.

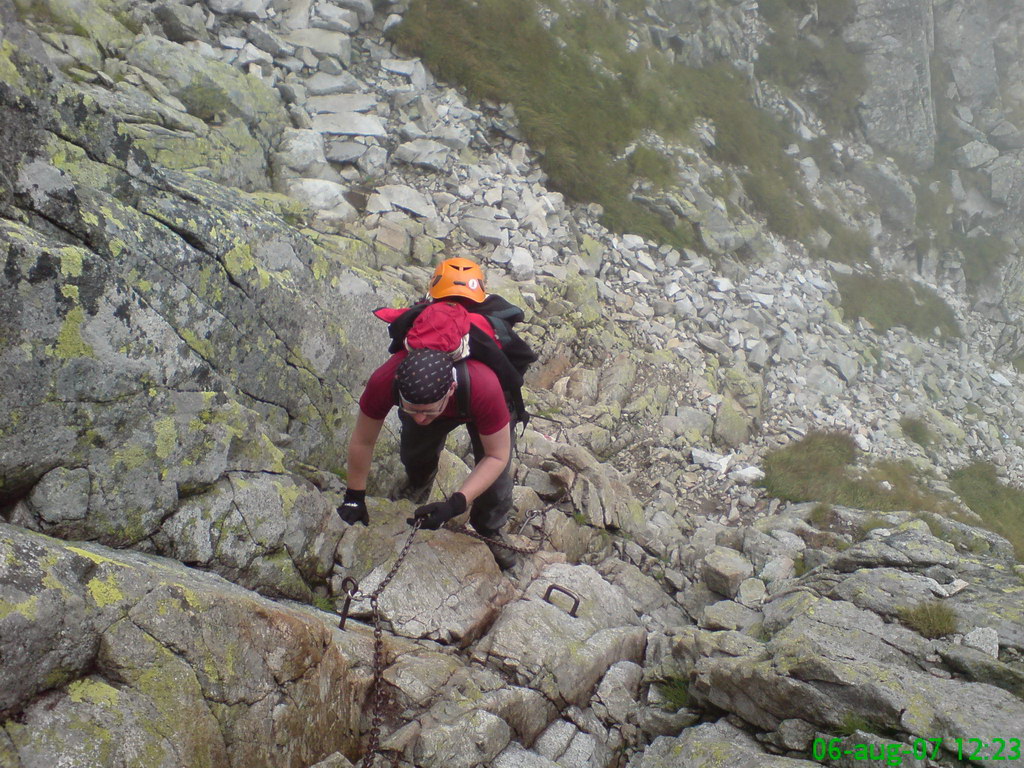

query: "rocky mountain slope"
(1, 0), (1023, 766)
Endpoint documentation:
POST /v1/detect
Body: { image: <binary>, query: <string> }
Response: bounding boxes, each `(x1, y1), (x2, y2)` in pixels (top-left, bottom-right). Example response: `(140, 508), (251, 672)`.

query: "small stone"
(736, 578), (766, 607)
(702, 546), (754, 598)
(963, 627), (999, 658)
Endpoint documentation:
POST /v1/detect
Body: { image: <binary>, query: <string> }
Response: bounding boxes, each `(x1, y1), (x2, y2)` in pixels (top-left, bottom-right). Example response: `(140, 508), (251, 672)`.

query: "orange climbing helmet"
(428, 257), (486, 303)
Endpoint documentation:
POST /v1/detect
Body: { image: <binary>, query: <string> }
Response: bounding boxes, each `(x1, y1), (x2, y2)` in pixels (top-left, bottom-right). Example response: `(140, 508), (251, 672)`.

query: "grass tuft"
(899, 417), (935, 448)
(312, 595), (336, 612)
(761, 432), (951, 513)
(655, 676), (690, 712)
(836, 713), (898, 739)
(808, 503), (833, 528)
(898, 599), (957, 639)
(834, 272), (961, 339)
(949, 462), (1024, 560)
(857, 514), (891, 540)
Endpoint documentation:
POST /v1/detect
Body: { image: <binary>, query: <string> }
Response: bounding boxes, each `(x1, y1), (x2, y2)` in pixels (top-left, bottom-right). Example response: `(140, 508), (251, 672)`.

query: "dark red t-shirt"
(359, 352), (510, 435)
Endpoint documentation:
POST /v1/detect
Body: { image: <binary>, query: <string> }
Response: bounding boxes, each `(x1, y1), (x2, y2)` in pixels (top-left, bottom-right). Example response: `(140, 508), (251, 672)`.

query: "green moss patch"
(899, 417), (935, 448)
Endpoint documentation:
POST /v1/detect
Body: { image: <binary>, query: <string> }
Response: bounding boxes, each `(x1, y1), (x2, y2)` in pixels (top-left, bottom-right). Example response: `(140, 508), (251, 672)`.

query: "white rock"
(703, 547), (754, 598)
(285, 178), (350, 211)
(494, 743), (560, 767)
(209, 0), (270, 18)
(382, 58), (428, 89)
(286, 28), (351, 63)
(962, 627), (1000, 658)
(375, 184), (438, 219)
(313, 5), (359, 32)
(759, 556), (795, 584)
(691, 448), (731, 474)
(954, 140), (999, 168)
(333, 0), (374, 24)
(324, 140), (366, 164)
(305, 72), (360, 95)
(276, 128), (327, 172)
(306, 93), (377, 114)
(312, 112), (387, 137)
(736, 578), (767, 607)
(728, 466), (765, 484)
(510, 247), (535, 280)
(395, 138), (451, 170)
(799, 156), (820, 187)
(463, 217), (505, 245)
(944, 578), (970, 596)
(218, 34), (246, 49)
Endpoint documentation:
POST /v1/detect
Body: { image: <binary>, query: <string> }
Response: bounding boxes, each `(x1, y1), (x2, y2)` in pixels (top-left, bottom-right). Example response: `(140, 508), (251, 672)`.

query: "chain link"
(452, 524), (547, 554)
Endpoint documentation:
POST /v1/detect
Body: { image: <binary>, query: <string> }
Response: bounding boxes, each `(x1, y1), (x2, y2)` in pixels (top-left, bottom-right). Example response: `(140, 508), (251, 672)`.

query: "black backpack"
(374, 295), (538, 426)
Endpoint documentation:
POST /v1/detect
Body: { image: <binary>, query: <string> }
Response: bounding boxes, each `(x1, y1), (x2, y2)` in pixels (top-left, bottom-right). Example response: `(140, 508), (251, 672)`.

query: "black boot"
(476, 527), (518, 571)
(393, 470), (436, 504)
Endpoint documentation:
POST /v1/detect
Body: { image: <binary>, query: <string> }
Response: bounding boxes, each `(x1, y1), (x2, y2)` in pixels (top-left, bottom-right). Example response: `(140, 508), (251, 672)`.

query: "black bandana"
(396, 349), (454, 404)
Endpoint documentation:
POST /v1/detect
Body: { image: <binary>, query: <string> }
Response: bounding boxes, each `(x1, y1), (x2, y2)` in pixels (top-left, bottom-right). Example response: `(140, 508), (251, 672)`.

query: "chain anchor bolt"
(338, 577), (359, 630)
(543, 583), (581, 617)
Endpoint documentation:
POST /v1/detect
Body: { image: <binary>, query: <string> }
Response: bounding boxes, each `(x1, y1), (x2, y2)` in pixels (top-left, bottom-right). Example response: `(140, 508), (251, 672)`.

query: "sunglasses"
(399, 389), (452, 416)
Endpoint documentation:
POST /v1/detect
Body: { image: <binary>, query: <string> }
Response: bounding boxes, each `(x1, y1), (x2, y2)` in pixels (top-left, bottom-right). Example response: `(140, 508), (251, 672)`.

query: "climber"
(337, 257), (536, 571)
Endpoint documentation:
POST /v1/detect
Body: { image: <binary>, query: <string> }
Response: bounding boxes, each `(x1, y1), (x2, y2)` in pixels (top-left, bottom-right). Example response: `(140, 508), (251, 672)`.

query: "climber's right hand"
(337, 488), (368, 526)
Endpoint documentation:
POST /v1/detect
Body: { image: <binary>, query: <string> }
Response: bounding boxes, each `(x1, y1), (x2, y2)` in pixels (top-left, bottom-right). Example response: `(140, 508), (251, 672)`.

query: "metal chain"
(452, 496), (560, 554)
(353, 519), (422, 768)
(452, 523), (548, 554)
(347, 504), (557, 767)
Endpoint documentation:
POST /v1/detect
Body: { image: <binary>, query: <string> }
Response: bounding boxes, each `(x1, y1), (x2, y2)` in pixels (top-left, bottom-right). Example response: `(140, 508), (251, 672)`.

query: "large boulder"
(472, 563), (646, 706)
(0, 522), (359, 767)
(1, 41), (394, 597)
(338, 502), (517, 644)
(124, 35), (289, 144)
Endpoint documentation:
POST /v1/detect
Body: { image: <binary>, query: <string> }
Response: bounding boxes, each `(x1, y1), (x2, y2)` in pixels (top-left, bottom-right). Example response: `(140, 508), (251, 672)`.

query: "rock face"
(473, 563), (647, 706)
(2, 0), (1024, 766)
(845, 0), (937, 170)
(0, 522), (359, 766)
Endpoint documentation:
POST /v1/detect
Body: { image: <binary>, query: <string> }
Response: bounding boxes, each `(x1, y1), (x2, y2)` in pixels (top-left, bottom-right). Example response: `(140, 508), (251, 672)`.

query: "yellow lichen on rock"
(68, 678), (121, 707)
(87, 573), (124, 608)
(58, 246), (85, 277)
(154, 417), (178, 460)
(52, 306), (97, 359)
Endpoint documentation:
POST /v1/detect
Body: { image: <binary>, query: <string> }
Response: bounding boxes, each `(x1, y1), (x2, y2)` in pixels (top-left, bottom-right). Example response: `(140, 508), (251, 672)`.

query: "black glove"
(337, 488), (368, 526)
(408, 492), (467, 530)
